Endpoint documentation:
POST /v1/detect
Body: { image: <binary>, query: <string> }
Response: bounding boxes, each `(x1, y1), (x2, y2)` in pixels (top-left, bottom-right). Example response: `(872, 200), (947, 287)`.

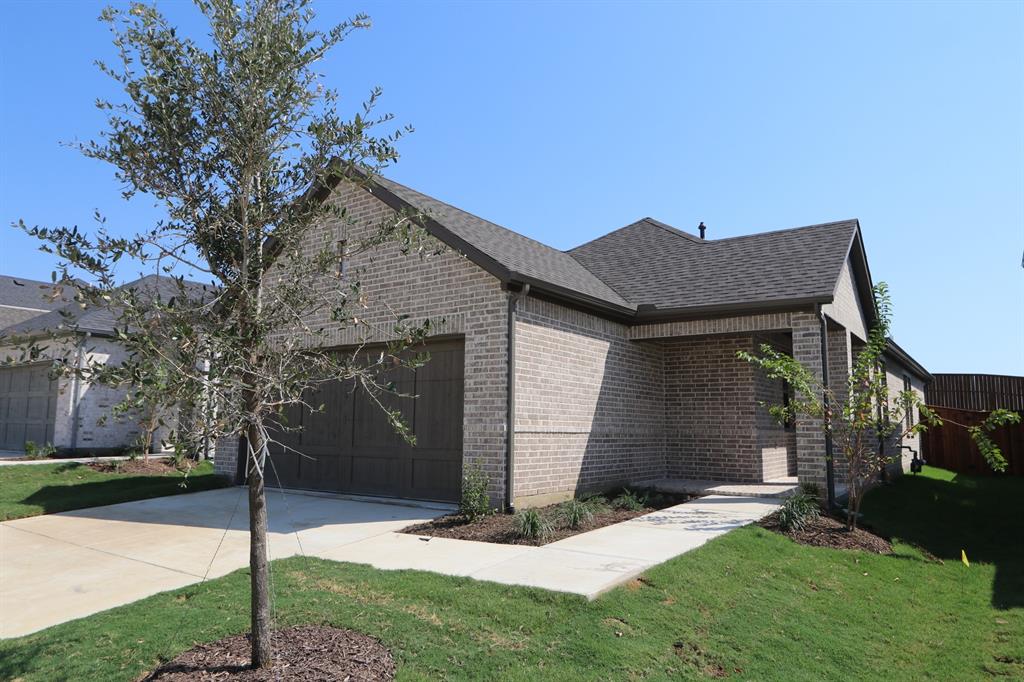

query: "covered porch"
(630, 309), (860, 495)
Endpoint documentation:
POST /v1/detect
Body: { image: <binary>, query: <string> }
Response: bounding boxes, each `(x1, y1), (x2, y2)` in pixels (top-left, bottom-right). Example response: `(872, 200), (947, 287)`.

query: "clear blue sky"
(1, 1), (1021, 374)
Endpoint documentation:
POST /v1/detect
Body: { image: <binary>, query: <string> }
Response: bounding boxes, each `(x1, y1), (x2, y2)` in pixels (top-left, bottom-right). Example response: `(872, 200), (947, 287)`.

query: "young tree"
(739, 283), (1019, 530)
(13, 0), (436, 668)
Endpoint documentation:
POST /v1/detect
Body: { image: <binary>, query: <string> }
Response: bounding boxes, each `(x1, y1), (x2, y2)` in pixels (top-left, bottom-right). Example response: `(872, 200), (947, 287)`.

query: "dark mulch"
(140, 626), (395, 681)
(402, 492), (693, 546)
(760, 512), (893, 554)
(86, 459), (184, 475)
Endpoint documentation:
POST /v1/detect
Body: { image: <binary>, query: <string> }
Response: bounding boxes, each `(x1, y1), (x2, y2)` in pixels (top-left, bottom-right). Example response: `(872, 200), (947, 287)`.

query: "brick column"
(826, 327), (852, 493)
(791, 312), (827, 492)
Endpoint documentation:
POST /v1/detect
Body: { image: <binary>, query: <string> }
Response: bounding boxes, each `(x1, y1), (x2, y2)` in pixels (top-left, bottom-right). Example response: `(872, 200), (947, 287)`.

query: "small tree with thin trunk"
(739, 283), (1019, 530)
(11, 0), (437, 669)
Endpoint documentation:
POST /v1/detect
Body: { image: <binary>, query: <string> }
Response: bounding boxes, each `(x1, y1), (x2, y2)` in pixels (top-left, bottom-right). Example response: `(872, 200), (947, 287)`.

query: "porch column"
(826, 325), (853, 494)
(790, 312), (828, 493)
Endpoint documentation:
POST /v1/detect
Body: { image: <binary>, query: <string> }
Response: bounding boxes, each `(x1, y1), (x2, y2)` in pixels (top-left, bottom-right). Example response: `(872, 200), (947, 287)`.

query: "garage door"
(0, 364), (58, 451)
(263, 339), (464, 502)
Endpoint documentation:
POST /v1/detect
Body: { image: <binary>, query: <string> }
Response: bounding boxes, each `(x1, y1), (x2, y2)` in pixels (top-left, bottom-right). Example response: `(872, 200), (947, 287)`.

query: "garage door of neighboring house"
(0, 364), (58, 451)
(260, 339), (465, 503)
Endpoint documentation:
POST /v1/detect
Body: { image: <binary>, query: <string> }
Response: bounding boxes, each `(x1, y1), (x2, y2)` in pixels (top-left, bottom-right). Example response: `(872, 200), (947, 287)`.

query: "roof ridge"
(705, 219), (858, 244)
(0, 274), (57, 288)
(639, 217), (705, 244)
(567, 217), (694, 253)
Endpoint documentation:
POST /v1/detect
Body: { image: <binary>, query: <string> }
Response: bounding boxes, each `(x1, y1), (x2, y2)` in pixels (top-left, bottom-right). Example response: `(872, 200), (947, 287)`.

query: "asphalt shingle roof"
(568, 218), (859, 311)
(0, 275), (213, 338)
(0, 276), (73, 311)
(372, 176), (858, 316)
(372, 177), (634, 310)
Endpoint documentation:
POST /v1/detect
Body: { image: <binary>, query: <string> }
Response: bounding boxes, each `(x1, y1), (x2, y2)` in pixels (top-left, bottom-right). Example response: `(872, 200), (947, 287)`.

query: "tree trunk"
(246, 422), (273, 669)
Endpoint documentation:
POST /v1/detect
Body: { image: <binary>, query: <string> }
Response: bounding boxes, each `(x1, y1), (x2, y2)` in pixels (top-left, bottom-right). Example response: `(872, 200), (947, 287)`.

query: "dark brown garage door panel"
(267, 339), (465, 502)
(0, 364), (58, 451)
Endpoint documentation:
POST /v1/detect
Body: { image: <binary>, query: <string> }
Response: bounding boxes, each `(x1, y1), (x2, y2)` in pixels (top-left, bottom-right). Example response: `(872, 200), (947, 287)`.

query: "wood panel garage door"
(0, 364), (58, 451)
(264, 339), (464, 502)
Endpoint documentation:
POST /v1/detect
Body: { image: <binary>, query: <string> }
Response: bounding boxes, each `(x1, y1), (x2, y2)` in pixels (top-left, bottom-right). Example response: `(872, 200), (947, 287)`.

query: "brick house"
(211, 175), (930, 508)
(0, 275), (197, 454)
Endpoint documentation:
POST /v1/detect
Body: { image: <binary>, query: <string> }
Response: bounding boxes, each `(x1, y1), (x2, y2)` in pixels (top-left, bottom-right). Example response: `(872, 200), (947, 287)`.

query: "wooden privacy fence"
(921, 405), (1024, 476)
(926, 374), (1024, 411)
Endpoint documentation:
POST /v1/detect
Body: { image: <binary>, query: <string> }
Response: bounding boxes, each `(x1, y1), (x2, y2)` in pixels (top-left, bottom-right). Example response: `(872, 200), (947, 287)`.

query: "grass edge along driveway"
(0, 460), (228, 521)
(0, 466), (1021, 681)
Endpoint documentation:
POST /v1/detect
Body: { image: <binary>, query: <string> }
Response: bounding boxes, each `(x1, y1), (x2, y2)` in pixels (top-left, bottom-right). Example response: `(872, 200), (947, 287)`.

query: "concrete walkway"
(636, 477), (800, 498)
(0, 453), (174, 466)
(0, 488), (780, 638)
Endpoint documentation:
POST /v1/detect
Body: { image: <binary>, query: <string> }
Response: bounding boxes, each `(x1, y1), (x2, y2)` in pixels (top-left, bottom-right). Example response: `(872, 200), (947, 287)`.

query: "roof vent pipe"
(698, 222), (707, 239)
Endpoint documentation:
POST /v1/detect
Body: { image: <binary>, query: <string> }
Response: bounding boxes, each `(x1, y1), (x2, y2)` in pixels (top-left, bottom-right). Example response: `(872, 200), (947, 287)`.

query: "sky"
(1, 0), (1022, 375)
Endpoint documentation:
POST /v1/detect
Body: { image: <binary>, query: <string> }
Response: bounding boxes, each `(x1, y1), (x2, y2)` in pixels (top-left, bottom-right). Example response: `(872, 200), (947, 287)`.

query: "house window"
(337, 240), (348, 279)
(903, 374), (914, 429)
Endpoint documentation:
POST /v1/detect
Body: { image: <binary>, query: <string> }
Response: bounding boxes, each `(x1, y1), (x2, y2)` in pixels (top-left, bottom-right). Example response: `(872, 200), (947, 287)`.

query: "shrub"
(558, 498), (595, 529)
(580, 493), (611, 514)
(459, 462), (492, 522)
(514, 508), (552, 541)
(799, 481), (822, 498)
(23, 441), (57, 460)
(777, 492), (821, 531)
(612, 488), (649, 512)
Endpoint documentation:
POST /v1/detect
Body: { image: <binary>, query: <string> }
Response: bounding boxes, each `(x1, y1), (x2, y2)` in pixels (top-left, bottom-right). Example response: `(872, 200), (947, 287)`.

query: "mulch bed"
(402, 493), (693, 546)
(140, 626), (395, 681)
(760, 512), (893, 554)
(86, 459), (185, 475)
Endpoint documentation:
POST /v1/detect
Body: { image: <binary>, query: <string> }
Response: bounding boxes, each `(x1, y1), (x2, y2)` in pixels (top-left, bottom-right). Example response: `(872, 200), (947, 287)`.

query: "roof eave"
(884, 338), (932, 382)
(0, 327), (113, 344)
(843, 222), (879, 329)
(632, 296), (831, 323)
(506, 274), (637, 319)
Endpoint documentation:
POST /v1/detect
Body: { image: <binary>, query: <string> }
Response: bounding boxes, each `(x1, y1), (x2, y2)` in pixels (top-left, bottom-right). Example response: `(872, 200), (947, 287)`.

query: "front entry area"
(262, 339), (465, 503)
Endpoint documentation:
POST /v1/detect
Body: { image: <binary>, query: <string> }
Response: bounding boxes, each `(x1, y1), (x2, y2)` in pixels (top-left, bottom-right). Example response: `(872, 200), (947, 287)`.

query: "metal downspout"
(818, 308), (837, 509)
(506, 283), (529, 512)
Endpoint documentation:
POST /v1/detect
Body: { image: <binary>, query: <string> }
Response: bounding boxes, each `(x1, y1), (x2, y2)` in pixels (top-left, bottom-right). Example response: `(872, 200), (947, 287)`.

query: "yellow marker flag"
(961, 550), (970, 567)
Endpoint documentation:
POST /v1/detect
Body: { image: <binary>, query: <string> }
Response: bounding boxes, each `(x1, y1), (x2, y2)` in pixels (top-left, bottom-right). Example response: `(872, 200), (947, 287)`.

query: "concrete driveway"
(0, 488), (445, 638)
(1, 488), (780, 639)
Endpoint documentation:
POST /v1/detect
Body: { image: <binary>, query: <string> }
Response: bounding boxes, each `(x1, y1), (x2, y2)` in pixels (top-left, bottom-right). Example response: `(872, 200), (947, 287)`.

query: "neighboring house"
(0, 275), (195, 454)
(211, 175), (930, 508)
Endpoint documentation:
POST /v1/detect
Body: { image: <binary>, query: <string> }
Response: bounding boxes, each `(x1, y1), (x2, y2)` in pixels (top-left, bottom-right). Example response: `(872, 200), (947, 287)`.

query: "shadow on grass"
(18, 465), (229, 516)
(861, 467), (1023, 610)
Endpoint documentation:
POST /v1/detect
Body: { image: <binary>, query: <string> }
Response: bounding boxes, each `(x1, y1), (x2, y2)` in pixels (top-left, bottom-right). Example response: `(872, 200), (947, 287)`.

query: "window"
(336, 239), (348, 279)
(903, 374), (914, 429)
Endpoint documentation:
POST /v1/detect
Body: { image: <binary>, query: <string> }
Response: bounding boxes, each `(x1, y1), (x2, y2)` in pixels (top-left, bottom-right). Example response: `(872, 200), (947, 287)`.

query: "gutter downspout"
(818, 308), (837, 510)
(69, 333), (89, 453)
(506, 283), (530, 512)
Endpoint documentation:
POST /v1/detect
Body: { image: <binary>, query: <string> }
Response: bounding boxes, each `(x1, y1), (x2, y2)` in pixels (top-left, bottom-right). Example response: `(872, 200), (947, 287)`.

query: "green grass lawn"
(0, 460), (228, 521)
(0, 466), (1020, 680)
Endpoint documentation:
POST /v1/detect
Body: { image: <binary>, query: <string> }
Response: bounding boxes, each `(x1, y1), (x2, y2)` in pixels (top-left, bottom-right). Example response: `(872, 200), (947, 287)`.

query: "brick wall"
(513, 297), (664, 504)
(216, 179), (511, 501)
(1, 336), (149, 452)
(631, 312), (792, 341)
(663, 334), (762, 481)
(884, 364), (927, 472)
